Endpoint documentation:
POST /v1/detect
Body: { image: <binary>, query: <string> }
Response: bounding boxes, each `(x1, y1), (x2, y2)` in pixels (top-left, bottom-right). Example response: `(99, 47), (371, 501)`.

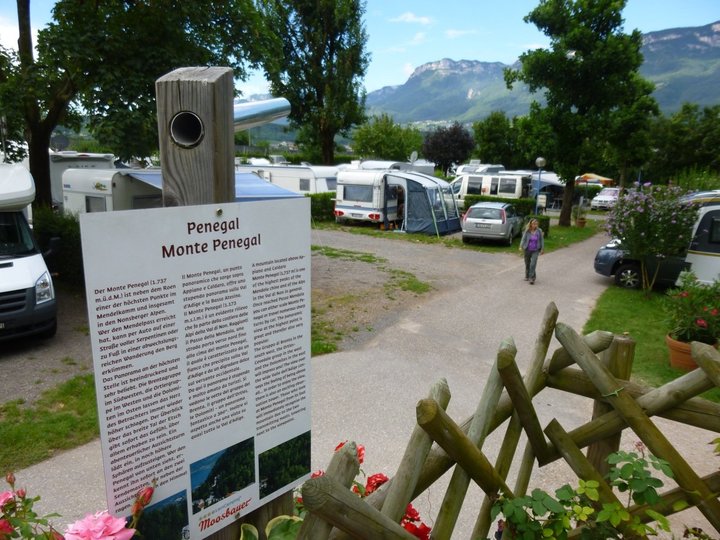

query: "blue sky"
(1, 0), (719, 94)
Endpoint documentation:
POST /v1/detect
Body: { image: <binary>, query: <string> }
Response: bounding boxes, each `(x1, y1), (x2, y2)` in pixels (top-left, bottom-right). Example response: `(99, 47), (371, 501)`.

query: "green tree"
(506, 0), (657, 226)
(2, 0), (269, 207)
(472, 111), (519, 168)
(422, 122), (474, 176)
(260, 0), (369, 164)
(352, 114), (422, 162)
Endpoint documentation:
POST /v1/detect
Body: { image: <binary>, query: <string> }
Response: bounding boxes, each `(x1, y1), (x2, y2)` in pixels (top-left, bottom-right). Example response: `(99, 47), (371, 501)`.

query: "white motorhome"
(450, 170), (533, 202)
(0, 164), (57, 340)
(49, 151), (116, 210)
(684, 191), (720, 284)
(235, 163), (338, 194)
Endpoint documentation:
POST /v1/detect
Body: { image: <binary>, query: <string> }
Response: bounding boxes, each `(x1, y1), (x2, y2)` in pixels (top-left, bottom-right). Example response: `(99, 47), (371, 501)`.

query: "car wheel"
(506, 230), (513, 246)
(614, 263), (642, 289)
(462, 235), (469, 244)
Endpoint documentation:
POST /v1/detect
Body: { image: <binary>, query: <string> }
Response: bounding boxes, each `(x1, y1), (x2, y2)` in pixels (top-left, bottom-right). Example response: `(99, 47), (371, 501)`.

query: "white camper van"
(684, 191), (720, 284)
(235, 163), (337, 194)
(0, 164), (57, 341)
(450, 170), (533, 202)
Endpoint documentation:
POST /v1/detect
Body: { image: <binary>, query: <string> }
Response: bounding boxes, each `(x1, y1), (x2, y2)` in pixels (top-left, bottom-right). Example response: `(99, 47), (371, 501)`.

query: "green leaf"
(239, 523), (260, 540)
(266, 515), (304, 539)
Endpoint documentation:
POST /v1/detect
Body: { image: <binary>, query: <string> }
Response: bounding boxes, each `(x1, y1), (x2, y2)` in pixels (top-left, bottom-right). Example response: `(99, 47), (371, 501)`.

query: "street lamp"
(535, 156), (546, 215)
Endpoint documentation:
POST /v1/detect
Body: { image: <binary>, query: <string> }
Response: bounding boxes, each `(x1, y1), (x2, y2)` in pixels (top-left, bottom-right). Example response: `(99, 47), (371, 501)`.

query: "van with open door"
(0, 164), (57, 340)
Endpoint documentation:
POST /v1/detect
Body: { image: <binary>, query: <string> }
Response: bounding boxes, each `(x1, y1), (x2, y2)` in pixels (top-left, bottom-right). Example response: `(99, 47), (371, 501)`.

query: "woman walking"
(519, 218), (544, 284)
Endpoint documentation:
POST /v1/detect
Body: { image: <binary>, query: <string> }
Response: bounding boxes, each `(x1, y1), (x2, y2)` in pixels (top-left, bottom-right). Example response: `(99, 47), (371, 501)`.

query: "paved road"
(13, 230), (716, 537)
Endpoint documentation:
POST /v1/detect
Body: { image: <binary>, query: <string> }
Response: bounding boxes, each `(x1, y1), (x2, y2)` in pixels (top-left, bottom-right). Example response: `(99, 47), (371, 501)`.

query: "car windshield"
(468, 207), (502, 220)
(599, 188), (619, 197)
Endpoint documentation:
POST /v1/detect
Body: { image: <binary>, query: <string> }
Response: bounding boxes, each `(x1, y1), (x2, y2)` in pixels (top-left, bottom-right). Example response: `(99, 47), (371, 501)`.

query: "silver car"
(461, 202), (524, 245)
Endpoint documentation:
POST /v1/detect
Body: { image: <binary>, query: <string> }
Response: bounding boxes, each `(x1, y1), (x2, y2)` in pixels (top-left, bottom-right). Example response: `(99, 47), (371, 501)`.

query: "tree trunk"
(28, 126), (53, 208)
(558, 179), (576, 226)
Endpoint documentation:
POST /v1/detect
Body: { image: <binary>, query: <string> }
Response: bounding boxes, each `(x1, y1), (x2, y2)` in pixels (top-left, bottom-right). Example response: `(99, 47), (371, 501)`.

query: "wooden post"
(155, 66), (292, 540)
(586, 333), (635, 476)
(155, 66), (235, 206)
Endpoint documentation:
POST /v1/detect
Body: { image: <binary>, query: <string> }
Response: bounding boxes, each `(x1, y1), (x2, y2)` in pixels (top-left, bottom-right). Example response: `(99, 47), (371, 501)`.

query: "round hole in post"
(169, 111), (204, 148)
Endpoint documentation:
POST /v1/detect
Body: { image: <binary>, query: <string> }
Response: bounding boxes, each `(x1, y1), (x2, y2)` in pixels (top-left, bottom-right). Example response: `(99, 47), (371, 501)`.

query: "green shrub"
(308, 192), (336, 222)
(32, 207), (85, 288)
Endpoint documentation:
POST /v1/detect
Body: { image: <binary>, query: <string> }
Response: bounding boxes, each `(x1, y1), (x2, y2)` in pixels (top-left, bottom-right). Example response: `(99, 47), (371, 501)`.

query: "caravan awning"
(122, 170), (300, 200)
(578, 173), (614, 186)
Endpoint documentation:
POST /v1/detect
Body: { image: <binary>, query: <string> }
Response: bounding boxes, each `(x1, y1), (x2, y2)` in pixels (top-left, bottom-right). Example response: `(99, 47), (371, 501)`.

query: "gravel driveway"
(6, 228), (718, 538)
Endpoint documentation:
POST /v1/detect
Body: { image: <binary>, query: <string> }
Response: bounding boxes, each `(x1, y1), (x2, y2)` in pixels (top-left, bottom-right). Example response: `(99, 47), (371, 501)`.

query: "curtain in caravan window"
(490, 177), (499, 195)
(499, 178), (517, 194)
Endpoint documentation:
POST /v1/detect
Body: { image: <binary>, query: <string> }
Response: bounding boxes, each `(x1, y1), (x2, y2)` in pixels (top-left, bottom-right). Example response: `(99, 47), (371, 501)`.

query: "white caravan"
(235, 163), (338, 194)
(450, 170), (533, 202)
(62, 168), (163, 214)
(333, 169), (461, 235)
(49, 151), (116, 210)
(0, 164), (57, 341)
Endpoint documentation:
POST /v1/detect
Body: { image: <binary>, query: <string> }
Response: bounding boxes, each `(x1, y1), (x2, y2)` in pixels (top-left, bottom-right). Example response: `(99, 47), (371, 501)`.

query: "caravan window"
(299, 178), (310, 192)
(467, 178), (483, 195)
(326, 177), (337, 190)
(86, 196), (107, 213)
(499, 178), (517, 195)
(489, 177), (499, 195)
(343, 184), (373, 203)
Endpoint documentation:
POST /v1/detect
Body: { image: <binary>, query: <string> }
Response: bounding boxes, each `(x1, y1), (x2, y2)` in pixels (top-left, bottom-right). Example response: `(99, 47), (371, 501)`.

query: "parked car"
(590, 187), (620, 210)
(593, 239), (688, 289)
(461, 202), (523, 245)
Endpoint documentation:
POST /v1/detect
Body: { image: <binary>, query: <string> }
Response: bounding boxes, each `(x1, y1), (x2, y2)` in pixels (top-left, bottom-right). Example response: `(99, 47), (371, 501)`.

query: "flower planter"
(665, 334), (696, 371)
(575, 217), (587, 228)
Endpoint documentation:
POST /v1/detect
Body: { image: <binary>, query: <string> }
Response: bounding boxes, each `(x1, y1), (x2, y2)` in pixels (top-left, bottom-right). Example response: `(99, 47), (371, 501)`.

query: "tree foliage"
(505, 0), (656, 225)
(422, 122), (474, 176)
(260, 0), (369, 164)
(3, 0), (270, 206)
(472, 111), (520, 168)
(352, 114), (422, 162)
(606, 184), (699, 290)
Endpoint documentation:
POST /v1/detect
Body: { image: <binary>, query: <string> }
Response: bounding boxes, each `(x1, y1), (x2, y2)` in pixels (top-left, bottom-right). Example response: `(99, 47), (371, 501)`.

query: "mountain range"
(365, 20), (720, 124)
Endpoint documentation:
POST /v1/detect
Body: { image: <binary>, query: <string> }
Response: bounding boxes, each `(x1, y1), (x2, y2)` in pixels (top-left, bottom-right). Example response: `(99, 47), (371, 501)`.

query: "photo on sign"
(190, 437), (255, 514)
(258, 430), (311, 499)
(135, 490), (189, 539)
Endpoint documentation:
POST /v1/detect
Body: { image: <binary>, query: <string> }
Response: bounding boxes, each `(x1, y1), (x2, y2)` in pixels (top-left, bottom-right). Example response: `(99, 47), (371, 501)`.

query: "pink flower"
(310, 470), (325, 478)
(0, 491), (13, 508)
(4, 473), (14, 487)
(64, 511), (135, 540)
(696, 318), (708, 329)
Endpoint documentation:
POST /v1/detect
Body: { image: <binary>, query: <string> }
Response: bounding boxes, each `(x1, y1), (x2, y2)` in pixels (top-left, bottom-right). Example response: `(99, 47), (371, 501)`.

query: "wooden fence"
(297, 302), (720, 539)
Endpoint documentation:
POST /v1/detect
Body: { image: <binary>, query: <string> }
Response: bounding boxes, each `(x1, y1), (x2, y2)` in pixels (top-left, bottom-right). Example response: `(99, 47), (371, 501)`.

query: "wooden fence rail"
(297, 302), (720, 539)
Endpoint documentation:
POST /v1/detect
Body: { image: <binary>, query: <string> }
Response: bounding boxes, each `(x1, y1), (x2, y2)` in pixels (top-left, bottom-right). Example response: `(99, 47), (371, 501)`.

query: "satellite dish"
(409, 151), (418, 163)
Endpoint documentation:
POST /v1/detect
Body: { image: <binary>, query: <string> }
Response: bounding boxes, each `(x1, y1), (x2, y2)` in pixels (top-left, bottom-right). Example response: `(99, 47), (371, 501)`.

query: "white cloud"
(403, 63), (415, 77)
(445, 29), (477, 39)
(409, 32), (426, 46)
(390, 12), (433, 25)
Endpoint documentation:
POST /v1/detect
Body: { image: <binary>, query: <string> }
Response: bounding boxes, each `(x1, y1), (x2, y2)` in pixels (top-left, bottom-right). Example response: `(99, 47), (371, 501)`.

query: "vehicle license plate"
(475, 223), (491, 228)
(351, 213), (363, 218)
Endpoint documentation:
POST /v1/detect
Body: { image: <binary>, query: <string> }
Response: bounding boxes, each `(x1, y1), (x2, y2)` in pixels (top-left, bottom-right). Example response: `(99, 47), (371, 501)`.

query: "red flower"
(711, 308), (719, 316)
(402, 520), (431, 540)
(364, 473), (389, 495)
(15, 488), (26, 499)
(696, 318), (708, 328)
(4, 473), (14, 487)
(0, 519), (13, 539)
(404, 503), (420, 521)
(135, 486), (154, 507)
(311, 470), (325, 478)
(678, 291), (689, 298)
(335, 441), (365, 465)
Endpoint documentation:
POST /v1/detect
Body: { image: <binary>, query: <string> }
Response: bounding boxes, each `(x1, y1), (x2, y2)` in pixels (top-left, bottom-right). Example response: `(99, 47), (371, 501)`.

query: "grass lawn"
(583, 286), (720, 403)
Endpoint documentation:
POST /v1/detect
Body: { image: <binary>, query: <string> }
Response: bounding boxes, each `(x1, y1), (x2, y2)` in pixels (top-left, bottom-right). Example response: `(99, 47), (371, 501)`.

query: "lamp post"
(535, 156), (546, 215)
